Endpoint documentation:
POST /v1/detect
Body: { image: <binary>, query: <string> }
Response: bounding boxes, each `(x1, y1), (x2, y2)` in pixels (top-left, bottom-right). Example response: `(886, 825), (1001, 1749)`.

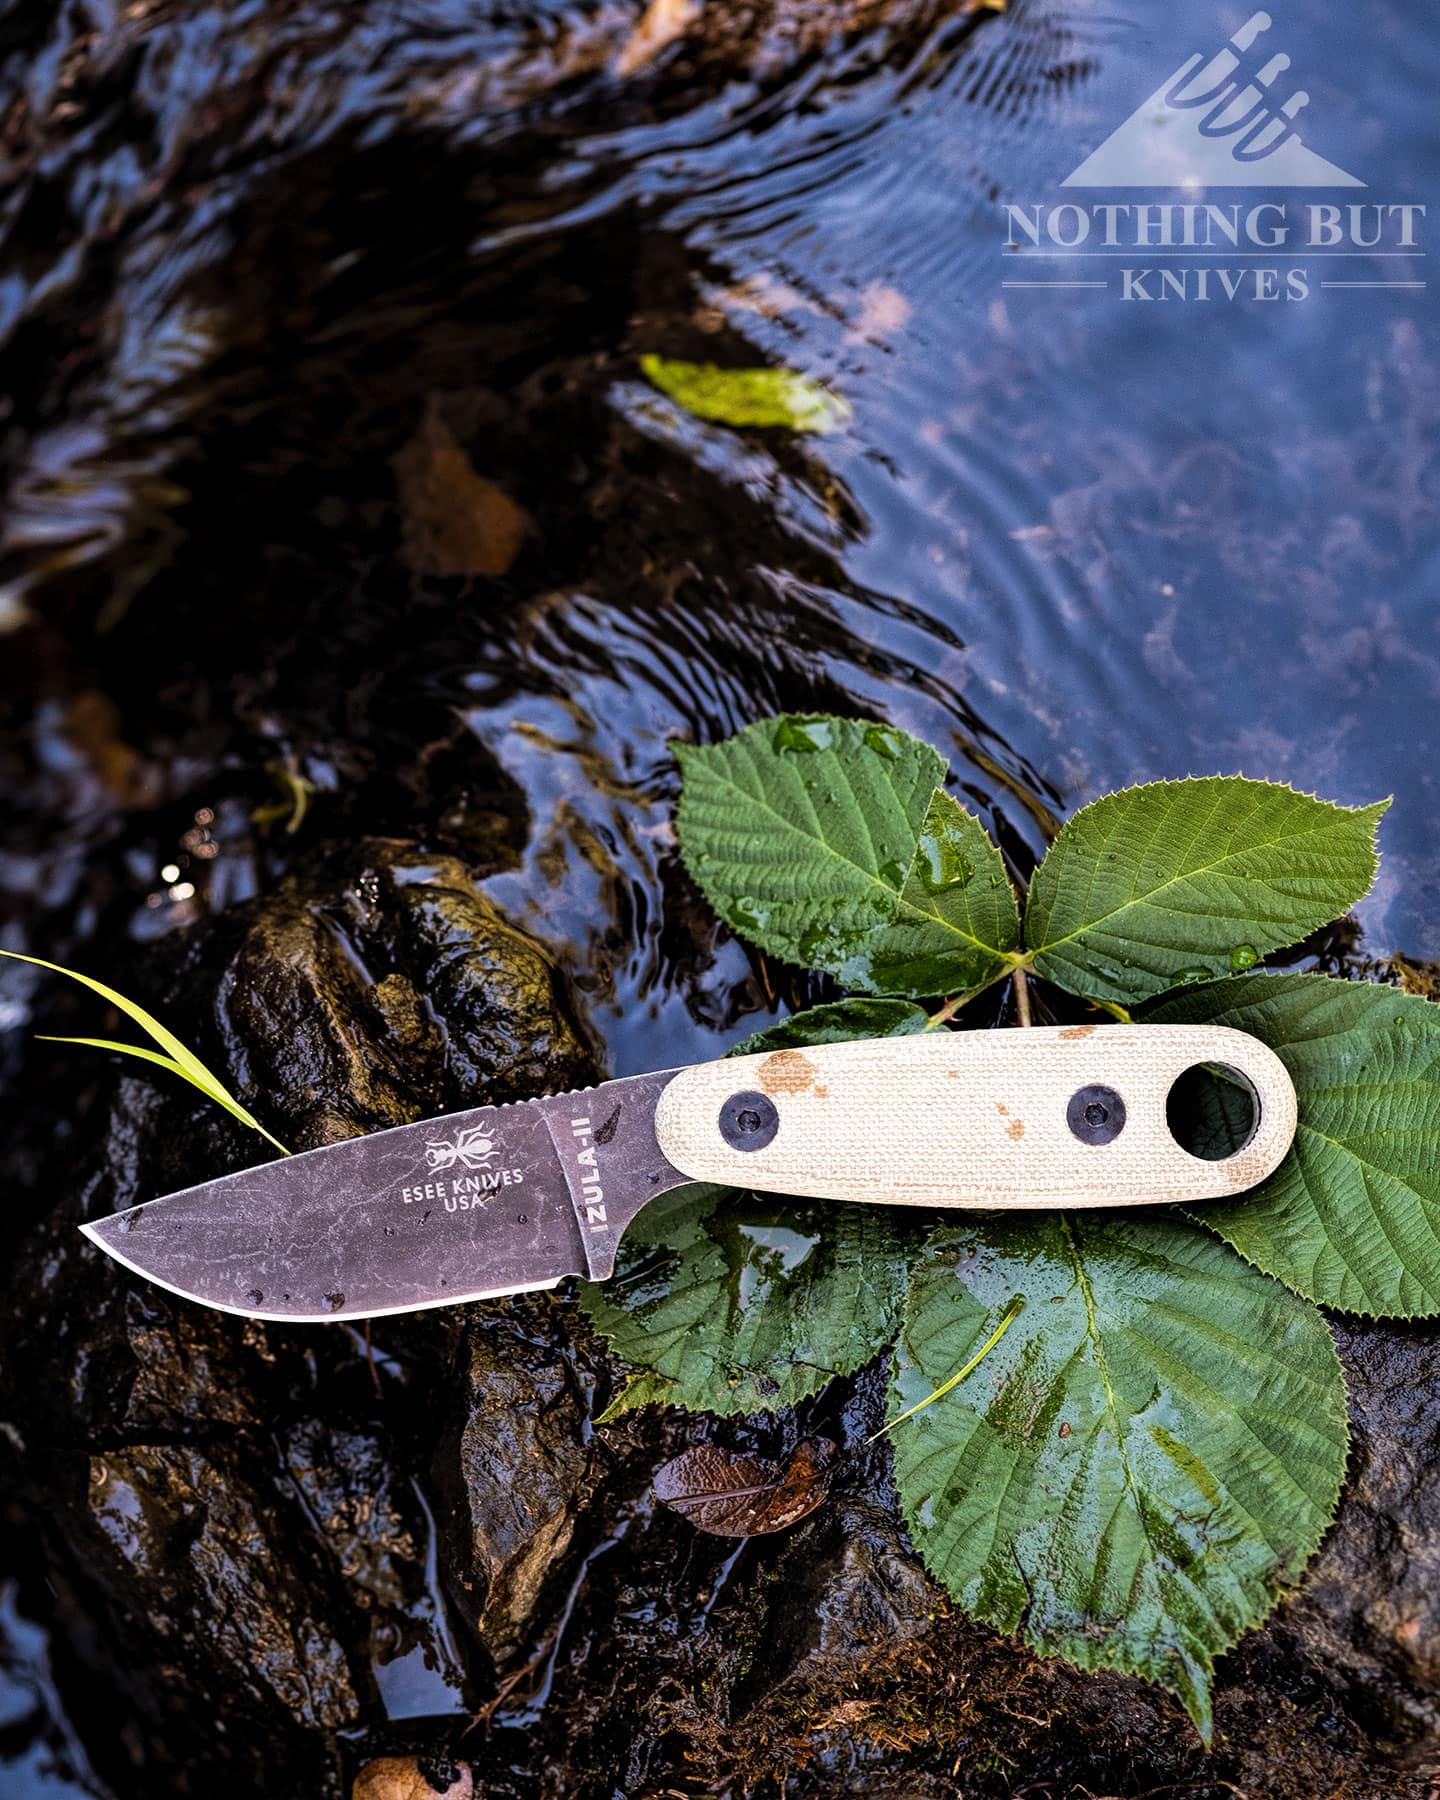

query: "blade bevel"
(75, 1225), (563, 1326)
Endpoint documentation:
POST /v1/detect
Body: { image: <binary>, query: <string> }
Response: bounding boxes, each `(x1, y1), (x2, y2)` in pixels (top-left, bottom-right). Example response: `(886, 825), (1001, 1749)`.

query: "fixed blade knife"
(80, 1024), (1296, 1323)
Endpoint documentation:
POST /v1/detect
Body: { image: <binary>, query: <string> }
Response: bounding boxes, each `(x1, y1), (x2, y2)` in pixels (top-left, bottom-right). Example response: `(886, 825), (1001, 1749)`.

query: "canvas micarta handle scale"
(652, 1024), (1296, 1209)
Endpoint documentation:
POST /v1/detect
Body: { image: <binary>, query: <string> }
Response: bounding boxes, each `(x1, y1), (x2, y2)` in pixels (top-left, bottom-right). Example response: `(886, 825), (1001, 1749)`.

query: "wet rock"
(0, 840), (603, 1794)
(283, 1419), (431, 1629)
(83, 1439), (362, 1723)
(433, 1298), (597, 1670)
(363, 846), (596, 1104)
(217, 839), (597, 1148)
(1285, 1316), (1440, 1757)
(219, 883), (427, 1149)
(731, 1493), (935, 1705)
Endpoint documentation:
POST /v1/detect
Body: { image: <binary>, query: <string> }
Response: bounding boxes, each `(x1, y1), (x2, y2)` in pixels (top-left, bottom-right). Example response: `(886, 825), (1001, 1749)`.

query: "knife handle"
(652, 1024), (1295, 1209)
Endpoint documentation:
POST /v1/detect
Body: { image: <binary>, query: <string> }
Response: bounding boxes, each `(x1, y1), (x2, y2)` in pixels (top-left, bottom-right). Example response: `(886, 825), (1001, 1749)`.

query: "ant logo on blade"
(1003, 12), (1426, 303)
(425, 1124), (499, 1172)
(402, 1124), (527, 1212)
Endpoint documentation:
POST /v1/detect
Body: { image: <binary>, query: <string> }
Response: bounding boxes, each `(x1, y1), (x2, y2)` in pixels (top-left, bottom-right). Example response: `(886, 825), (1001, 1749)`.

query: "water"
(0, 1581), (113, 1800)
(1, 0), (1437, 1789)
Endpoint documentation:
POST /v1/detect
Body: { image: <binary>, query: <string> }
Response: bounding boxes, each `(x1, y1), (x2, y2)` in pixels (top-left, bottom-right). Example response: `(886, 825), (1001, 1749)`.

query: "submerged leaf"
(889, 1212), (1347, 1740)
(640, 355), (851, 433)
(654, 1437), (838, 1536)
(613, 0), (700, 75)
(1150, 972), (1440, 1317)
(675, 714), (1016, 997)
(393, 404), (530, 578)
(1024, 776), (1387, 1005)
(1, 950), (288, 1154)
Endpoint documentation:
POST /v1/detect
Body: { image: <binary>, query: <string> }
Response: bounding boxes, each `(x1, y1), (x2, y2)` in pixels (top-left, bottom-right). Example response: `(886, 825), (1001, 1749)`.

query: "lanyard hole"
(1166, 1062), (1260, 1161)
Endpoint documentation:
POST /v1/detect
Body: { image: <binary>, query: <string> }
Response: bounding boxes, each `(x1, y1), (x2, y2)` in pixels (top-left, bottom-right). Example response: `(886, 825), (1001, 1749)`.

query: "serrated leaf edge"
(1024, 775), (1389, 964)
(1157, 969), (1440, 1321)
(675, 723), (1010, 971)
(887, 1220), (1351, 1741)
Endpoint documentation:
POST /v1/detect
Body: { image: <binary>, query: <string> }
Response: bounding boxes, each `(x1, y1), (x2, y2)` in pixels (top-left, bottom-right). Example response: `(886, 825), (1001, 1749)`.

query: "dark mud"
(2, 0), (1439, 1795)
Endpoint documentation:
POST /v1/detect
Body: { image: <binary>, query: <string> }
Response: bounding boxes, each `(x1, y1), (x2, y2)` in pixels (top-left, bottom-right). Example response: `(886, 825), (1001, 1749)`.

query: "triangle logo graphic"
(1063, 11), (1365, 189)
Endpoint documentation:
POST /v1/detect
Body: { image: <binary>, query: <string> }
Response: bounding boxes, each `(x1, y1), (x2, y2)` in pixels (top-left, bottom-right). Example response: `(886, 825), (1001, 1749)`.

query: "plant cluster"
(579, 713), (1437, 1738)
(11, 713), (1432, 1738)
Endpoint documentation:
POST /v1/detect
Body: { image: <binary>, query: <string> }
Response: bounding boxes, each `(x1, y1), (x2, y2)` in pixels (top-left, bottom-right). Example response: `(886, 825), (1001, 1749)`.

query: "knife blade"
(80, 1024), (1296, 1323)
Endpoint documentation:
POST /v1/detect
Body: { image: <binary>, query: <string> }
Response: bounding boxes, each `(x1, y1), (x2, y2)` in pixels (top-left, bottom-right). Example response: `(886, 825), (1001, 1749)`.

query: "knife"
(80, 1024), (1296, 1324)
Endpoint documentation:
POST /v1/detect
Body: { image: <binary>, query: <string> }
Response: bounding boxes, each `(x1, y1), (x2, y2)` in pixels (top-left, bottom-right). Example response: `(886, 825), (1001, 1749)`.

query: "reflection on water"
(0, 1580), (113, 1799)
(2, 3), (1433, 1038)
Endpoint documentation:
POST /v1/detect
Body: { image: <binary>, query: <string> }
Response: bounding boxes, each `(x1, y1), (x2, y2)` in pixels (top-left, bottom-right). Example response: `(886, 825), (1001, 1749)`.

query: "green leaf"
(729, 996), (929, 1054)
(1148, 972), (1440, 1317)
(1023, 777), (1387, 1006)
(579, 1183), (913, 1418)
(675, 715), (1018, 998)
(864, 790), (1022, 996)
(1, 949), (289, 1154)
(639, 355), (851, 433)
(578, 996), (923, 1417)
(890, 1212), (1347, 1740)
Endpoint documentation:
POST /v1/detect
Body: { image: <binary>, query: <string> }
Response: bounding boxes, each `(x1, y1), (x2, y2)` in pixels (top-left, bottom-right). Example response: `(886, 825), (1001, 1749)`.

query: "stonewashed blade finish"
(81, 1026), (1298, 1322)
(81, 1071), (687, 1323)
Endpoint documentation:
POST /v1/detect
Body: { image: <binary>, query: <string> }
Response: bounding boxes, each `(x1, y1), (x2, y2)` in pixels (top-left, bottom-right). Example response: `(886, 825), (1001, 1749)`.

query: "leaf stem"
(924, 964), (1016, 1030)
(868, 1295), (1025, 1442)
(1012, 966), (1032, 1027)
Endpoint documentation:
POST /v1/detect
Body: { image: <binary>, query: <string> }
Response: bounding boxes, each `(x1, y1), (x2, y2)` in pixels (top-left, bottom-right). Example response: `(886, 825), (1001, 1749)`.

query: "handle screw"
(1067, 1084), (1127, 1145)
(719, 1090), (780, 1151)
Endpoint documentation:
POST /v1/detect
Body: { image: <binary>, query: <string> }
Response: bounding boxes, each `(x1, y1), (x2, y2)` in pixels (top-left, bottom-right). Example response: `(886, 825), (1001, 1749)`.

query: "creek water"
(1, 0), (1436, 1792)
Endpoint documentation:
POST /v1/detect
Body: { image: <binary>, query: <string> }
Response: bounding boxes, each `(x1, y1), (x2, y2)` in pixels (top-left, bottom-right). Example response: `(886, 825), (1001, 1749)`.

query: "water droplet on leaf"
(880, 859), (908, 890)
(772, 717), (833, 754)
(918, 832), (973, 892)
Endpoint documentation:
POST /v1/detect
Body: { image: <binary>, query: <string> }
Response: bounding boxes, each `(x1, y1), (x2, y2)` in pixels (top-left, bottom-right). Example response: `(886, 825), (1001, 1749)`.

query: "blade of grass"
(36, 1035), (290, 1155)
(869, 1294), (1024, 1442)
(35, 1035), (228, 1103)
(2, 950), (289, 1155)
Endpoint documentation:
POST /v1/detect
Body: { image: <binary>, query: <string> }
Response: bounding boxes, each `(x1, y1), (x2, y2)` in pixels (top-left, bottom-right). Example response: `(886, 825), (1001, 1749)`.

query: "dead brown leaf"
(393, 403), (530, 579)
(60, 692), (157, 806)
(352, 1756), (473, 1800)
(653, 1436), (837, 1536)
